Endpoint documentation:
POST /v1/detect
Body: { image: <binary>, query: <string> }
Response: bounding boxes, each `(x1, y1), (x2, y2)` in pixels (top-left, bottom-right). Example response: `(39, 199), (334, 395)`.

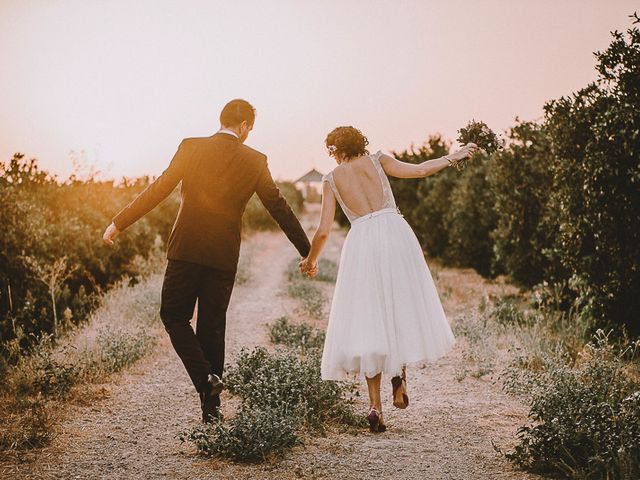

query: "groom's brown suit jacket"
(112, 132), (310, 273)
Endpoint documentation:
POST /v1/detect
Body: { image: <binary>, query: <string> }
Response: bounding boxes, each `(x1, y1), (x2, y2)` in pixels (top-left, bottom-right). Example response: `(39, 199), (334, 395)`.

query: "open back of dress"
(323, 151), (397, 223)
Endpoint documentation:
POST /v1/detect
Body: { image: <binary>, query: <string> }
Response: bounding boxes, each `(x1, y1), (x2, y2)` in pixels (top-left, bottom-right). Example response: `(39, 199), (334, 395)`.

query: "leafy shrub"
(491, 296), (527, 327)
(93, 327), (156, 375)
(443, 156), (498, 277)
(224, 346), (361, 432)
(488, 120), (556, 287)
(241, 181), (304, 231)
(0, 394), (53, 450)
(287, 281), (325, 319)
(501, 330), (640, 479)
(31, 348), (78, 398)
(177, 403), (301, 462)
(411, 166), (458, 258)
(541, 15), (640, 334)
(8, 333), (78, 399)
(268, 316), (326, 351)
(315, 259), (338, 283)
(453, 311), (497, 380)
(179, 343), (364, 462)
(0, 155), (179, 361)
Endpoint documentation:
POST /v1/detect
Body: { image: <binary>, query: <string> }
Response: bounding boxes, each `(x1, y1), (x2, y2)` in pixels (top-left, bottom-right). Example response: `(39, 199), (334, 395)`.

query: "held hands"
(299, 257), (319, 278)
(102, 222), (120, 246)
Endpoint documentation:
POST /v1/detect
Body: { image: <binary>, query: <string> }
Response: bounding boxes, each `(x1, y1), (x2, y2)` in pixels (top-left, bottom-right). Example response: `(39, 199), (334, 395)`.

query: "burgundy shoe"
(367, 407), (387, 433)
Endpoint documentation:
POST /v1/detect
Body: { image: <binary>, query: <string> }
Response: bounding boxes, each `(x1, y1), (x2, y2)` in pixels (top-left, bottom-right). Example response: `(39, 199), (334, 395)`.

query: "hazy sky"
(0, 1), (637, 181)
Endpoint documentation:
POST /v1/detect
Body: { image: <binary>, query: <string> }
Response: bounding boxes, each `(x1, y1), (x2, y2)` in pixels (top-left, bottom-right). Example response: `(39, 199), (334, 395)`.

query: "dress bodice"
(323, 150), (397, 223)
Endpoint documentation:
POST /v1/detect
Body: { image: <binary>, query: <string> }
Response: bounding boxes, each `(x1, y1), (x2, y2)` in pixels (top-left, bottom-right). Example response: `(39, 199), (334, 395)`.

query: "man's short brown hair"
(220, 99), (255, 127)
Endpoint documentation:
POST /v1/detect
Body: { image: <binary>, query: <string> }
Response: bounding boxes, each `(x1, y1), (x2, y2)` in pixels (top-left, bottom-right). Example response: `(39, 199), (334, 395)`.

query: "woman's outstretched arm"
(300, 180), (336, 277)
(379, 143), (478, 179)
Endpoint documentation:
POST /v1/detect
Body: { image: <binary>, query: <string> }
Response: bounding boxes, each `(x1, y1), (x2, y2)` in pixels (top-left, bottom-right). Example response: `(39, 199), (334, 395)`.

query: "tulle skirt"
(320, 208), (456, 381)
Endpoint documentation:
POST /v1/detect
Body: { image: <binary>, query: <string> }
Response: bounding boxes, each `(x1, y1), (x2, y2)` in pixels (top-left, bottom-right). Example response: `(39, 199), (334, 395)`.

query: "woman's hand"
(450, 143), (479, 162)
(299, 257), (319, 278)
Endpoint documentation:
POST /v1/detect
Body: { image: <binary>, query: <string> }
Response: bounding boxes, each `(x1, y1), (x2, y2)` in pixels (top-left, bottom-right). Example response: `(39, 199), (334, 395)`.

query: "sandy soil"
(1, 209), (544, 480)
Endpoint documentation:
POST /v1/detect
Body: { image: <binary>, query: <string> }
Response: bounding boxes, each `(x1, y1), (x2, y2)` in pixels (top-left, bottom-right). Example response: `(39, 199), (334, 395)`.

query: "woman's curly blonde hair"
(325, 126), (369, 161)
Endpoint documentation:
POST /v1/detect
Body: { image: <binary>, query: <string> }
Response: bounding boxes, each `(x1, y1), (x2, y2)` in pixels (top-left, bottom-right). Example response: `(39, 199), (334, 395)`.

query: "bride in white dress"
(299, 126), (478, 432)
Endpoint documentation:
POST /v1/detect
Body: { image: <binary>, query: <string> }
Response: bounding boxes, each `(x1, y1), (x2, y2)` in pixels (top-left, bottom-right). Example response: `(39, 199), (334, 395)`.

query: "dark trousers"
(159, 259), (235, 394)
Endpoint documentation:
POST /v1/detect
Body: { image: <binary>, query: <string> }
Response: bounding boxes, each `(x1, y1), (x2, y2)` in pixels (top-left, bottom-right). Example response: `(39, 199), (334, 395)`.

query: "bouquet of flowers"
(453, 120), (503, 170)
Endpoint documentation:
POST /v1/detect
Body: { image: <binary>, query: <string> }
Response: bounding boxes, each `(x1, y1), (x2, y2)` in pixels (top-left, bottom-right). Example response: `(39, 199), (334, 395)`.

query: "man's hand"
(299, 257), (319, 278)
(103, 222), (120, 246)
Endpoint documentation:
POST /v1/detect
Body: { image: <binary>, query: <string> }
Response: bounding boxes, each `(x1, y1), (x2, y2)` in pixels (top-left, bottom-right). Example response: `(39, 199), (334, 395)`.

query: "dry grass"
(0, 253), (165, 453)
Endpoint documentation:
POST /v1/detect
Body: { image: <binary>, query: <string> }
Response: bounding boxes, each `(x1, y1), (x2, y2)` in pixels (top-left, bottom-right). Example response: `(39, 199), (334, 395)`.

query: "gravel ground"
(1, 210), (544, 480)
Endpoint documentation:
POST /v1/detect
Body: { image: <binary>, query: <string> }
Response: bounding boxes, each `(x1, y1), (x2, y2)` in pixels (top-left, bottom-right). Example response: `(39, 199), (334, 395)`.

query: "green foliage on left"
(0, 156), (304, 364)
(0, 155), (179, 362)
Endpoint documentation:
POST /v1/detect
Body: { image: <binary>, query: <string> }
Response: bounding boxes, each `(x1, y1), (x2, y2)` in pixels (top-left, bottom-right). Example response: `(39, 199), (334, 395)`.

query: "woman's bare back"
(331, 155), (386, 217)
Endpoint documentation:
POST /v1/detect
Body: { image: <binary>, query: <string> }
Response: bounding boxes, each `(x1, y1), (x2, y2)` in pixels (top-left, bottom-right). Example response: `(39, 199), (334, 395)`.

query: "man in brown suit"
(103, 99), (310, 422)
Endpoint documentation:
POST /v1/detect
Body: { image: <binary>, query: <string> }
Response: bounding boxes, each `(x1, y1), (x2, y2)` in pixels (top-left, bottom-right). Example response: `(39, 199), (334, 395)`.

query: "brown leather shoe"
(201, 394), (222, 423)
(199, 373), (224, 423)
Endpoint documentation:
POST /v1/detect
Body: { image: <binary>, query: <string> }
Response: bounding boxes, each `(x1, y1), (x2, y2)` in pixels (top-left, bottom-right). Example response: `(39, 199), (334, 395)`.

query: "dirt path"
(3, 210), (543, 480)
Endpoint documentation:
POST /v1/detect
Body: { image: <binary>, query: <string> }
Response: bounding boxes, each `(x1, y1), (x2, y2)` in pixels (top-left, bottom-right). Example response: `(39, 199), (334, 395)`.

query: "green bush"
(177, 403), (301, 462)
(389, 135), (453, 258)
(542, 16), (640, 334)
(453, 310), (497, 380)
(31, 348), (78, 398)
(0, 394), (53, 450)
(93, 327), (156, 375)
(491, 296), (527, 327)
(443, 155), (497, 276)
(287, 281), (325, 319)
(179, 343), (364, 462)
(241, 181), (304, 232)
(268, 316), (326, 351)
(501, 330), (640, 479)
(0, 155), (179, 361)
(488, 120), (556, 287)
(224, 346), (361, 432)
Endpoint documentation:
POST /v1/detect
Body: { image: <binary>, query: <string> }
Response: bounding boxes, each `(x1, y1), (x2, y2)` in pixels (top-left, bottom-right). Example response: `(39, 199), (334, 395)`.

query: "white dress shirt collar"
(217, 127), (239, 138)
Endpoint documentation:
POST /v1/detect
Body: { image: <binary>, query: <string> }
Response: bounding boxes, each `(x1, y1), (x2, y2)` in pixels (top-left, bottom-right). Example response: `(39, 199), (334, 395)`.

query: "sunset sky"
(0, 1), (637, 182)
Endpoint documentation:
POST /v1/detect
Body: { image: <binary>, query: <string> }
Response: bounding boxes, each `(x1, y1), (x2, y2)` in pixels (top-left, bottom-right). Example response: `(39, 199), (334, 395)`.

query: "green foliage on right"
(501, 330), (640, 479)
(341, 14), (640, 335)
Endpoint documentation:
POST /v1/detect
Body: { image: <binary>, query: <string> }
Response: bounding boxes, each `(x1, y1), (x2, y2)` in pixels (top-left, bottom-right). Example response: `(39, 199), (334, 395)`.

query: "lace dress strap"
(368, 150), (397, 210)
(323, 171), (360, 222)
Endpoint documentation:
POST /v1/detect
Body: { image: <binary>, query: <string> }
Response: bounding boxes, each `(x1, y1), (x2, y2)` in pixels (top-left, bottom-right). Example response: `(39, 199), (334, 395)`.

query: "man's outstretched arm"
(255, 157), (310, 258)
(103, 140), (187, 245)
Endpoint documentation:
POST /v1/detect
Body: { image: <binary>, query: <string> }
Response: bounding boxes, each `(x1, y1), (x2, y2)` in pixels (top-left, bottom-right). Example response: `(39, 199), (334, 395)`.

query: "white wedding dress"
(320, 150), (456, 381)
